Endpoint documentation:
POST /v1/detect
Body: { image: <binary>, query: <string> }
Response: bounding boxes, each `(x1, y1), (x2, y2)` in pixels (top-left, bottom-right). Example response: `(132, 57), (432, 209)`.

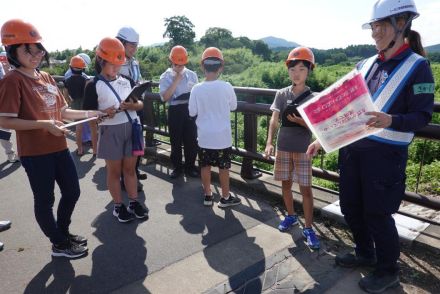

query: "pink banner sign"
(298, 70), (380, 153)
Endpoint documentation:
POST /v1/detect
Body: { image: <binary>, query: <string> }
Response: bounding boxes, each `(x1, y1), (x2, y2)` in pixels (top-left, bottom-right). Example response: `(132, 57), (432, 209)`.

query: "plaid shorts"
(198, 147), (232, 169)
(274, 150), (312, 186)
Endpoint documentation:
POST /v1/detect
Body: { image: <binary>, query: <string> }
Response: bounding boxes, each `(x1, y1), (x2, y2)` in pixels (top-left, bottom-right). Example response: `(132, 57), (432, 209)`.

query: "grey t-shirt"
(270, 86), (315, 152)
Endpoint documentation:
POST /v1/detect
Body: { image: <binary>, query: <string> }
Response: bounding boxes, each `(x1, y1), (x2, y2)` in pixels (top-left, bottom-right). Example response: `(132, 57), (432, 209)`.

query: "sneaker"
(203, 195), (213, 206)
(137, 172), (148, 180)
(335, 253), (377, 268)
(278, 215), (298, 232)
(170, 168), (183, 179)
(302, 227), (320, 249)
(0, 241), (3, 251)
(218, 195), (241, 208)
(359, 270), (400, 293)
(52, 241), (88, 259)
(127, 201), (149, 219)
(113, 204), (135, 223)
(67, 233), (87, 246)
(0, 220), (11, 232)
(7, 152), (19, 163)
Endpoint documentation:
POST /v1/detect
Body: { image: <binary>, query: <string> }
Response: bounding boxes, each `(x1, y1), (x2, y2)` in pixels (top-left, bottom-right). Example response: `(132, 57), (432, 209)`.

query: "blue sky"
(1, 0), (439, 51)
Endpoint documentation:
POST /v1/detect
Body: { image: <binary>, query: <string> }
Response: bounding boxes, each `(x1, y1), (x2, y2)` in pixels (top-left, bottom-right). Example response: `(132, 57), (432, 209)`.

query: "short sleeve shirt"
(0, 70), (68, 156)
(270, 86), (314, 153)
(159, 68), (198, 106)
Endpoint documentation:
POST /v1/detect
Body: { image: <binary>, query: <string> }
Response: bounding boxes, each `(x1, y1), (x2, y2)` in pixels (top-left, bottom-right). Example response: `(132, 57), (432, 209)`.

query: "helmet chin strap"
(378, 16), (412, 56)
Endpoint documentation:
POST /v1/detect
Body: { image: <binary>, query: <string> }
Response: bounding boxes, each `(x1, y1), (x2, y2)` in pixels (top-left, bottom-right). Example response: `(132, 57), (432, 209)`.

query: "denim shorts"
(198, 147), (232, 169)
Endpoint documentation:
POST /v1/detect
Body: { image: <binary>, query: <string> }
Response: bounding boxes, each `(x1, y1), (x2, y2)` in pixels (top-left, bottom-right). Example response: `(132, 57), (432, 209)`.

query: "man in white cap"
(116, 26), (148, 188)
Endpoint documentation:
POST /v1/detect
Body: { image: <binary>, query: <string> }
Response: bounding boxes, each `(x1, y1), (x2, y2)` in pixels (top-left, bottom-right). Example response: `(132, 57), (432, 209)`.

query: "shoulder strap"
(289, 89), (312, 106)
(96, 75), (133, 122)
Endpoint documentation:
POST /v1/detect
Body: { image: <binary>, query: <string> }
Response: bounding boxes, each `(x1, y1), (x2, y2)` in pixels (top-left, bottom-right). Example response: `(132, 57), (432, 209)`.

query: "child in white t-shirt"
(188, 47), (241, 208)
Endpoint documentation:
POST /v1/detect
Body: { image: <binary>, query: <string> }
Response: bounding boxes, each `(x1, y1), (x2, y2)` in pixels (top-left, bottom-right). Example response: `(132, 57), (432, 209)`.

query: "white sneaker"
(7, 153), (19, 163)
(0, 241), (4, 251)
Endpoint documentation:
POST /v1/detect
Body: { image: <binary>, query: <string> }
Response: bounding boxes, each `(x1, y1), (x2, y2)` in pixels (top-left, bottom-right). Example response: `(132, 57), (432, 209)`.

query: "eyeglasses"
(25, 48), (46, 58)
(172, 63), (184, 67)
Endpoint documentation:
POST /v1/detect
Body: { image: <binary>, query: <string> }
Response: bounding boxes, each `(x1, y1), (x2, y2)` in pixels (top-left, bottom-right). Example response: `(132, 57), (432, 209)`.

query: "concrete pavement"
(0, 135), (439, 293)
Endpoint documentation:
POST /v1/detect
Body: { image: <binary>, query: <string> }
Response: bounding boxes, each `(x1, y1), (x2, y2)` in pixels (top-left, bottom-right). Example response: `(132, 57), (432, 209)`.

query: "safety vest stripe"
(373, 53), (424, 112)
(359, 52), (424, 145)
(369, 128), (414, 145)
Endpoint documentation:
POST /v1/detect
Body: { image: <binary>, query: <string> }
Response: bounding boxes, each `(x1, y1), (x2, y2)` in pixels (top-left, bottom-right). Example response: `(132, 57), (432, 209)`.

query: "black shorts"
(198, 147), (232, 169)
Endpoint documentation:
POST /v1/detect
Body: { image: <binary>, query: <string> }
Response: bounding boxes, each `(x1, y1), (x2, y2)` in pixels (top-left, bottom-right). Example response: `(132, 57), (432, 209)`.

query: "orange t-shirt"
(0, 70), (68, 156)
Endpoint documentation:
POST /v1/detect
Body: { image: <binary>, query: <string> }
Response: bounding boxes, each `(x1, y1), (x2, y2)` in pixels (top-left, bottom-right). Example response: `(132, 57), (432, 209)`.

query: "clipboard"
(125, 81), (151, 102)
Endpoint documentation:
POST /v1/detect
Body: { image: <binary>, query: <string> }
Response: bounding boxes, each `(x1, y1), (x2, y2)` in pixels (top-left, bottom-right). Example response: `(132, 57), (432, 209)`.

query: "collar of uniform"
(378, 44), (410, 61)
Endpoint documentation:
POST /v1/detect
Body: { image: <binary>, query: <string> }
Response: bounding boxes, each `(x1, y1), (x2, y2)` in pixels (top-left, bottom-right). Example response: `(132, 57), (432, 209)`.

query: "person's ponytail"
(406, 30), (426, 57)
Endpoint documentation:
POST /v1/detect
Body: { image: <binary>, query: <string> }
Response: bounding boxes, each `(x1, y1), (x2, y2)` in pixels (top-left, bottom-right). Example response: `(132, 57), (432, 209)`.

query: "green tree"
(163, 16), (195, 48)
(200, 27), (234, 49)
(252, 40), (271, 61)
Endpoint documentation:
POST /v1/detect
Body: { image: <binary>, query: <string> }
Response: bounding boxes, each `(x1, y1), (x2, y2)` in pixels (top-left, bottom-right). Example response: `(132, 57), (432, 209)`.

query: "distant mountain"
(426, 44), (440, 53)
(260, 36), (300, 49)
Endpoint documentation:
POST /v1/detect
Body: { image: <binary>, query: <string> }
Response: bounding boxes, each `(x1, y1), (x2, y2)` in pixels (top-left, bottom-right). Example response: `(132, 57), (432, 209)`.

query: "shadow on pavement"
(0, 160), (21, 179)
(71, 202), (150, 294)
(70, 151), (97, 180)
(24, 201), (151, 294)
(24, 258), (76, 294)
(92, 167), (108, 191)
(165, 173), (267, 293)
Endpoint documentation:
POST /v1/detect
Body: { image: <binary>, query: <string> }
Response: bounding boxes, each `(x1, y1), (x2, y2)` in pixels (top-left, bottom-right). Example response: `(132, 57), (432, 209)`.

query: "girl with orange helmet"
(0, 19), (102, 259)
(264, 46), (320, 250)
(159, 45), (199, 179)
(83, 37), (148, 223)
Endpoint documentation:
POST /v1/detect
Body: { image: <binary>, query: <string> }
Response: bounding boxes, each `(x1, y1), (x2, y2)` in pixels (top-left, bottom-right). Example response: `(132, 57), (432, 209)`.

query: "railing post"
(143, 84), (156, 147)
(241, 96), (262, 180)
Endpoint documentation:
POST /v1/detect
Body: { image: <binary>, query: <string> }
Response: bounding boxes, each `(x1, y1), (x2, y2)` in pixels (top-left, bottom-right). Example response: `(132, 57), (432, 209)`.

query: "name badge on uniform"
(287, 100), (292, 104)
(46, 84), (58, 94)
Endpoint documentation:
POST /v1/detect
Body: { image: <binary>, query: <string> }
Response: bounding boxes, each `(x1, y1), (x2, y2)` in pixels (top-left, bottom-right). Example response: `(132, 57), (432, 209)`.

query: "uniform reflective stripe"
(359, 52), (424, 145)
(369, 128), (414, 145)
(359, 55), (377, 78)
(372, 53), (424, 112)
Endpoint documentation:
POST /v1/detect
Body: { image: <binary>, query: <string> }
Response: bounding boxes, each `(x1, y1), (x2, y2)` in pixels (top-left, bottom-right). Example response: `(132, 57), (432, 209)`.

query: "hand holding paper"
(297, 70), (381, 153)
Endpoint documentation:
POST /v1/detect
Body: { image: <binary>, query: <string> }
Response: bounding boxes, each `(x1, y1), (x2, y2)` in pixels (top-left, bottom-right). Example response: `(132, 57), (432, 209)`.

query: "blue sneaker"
(303, 227), (320, 249)
(278, 215), (298, 232)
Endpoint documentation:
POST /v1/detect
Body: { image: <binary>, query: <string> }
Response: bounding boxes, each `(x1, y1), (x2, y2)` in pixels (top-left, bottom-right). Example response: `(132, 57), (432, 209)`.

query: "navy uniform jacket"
(352, 47), (434, 149)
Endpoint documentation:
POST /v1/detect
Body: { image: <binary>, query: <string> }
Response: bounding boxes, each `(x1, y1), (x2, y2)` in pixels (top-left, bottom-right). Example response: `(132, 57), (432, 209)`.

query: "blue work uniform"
(338, 46), (434, 274)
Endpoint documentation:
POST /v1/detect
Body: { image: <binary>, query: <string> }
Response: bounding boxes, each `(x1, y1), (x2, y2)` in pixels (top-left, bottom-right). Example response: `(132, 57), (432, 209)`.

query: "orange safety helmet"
(201, 47), (223, 63)
(169, 45), (188, 65)
(285, 47), (315, 69)
(70, 55), (86, 69)
(96, 37), (126, 65)
(1, 19), (42, 46)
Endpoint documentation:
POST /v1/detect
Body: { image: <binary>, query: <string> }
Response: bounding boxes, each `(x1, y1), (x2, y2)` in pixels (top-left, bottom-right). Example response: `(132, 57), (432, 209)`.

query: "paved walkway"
(0, 135), (439, 293)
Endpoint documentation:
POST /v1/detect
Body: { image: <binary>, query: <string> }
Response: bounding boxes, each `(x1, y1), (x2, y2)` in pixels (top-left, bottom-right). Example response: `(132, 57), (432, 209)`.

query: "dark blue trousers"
(21, 149), (80, 245)
(338, 144), (408, 274)
(168, 103), (198, 170)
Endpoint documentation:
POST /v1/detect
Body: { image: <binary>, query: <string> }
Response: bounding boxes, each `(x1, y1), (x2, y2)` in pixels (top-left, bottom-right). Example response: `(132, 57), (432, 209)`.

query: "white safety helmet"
(362, 0), (419, 29)
(116, 27), (139, 44)
(77, 53), (91, 66)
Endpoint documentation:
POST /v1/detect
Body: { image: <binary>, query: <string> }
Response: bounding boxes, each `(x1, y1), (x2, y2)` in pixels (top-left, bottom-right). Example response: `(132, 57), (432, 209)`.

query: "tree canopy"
(163, 15), (195, 49)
